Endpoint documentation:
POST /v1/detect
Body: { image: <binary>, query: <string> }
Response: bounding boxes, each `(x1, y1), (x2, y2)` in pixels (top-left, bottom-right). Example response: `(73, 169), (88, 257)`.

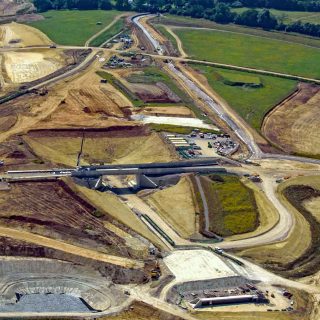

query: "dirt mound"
(0, 22), (50, 47)
(262, 83), (320, 157)
(129, 82), (181, 104)
(0, 1), (34, 17)
(24, 127), (176, 166)
(68, 87), (123, 117)
(3, 50), (65, 83)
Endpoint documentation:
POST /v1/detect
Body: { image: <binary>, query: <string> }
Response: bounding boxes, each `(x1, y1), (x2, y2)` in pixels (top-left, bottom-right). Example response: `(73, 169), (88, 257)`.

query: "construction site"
(0, 6), (318, 320)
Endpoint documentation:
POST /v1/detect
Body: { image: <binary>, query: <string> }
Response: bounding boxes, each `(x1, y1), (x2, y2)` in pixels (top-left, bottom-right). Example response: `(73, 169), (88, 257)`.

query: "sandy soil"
(38, 70), (132, 128)
(0, 22), (51, 47)
(145, 177), (198, 239)
(263, 83), (320, 157)
(3, 49), (65, 83)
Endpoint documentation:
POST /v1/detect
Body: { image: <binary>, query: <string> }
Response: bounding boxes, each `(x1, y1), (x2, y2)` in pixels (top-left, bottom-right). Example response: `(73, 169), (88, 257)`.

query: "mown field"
(175, 28), (320, 79)
(200, 174), (259, 237)
(193, 64), (297, 130)
(28, 10), (123, 45)
(232, 7), (320, 24)
(156, 15), (320, 48)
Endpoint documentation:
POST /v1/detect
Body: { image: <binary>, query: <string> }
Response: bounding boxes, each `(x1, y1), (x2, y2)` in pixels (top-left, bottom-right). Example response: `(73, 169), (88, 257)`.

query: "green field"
(200, 174), (259, 237)
(28, 10), (123, 45)
(193, 64), (297, 130)
(156, 15), (320, 48)
(175, 28), (320, 79)
(89, 18), (125, 47)
(232, 7), (320, 24)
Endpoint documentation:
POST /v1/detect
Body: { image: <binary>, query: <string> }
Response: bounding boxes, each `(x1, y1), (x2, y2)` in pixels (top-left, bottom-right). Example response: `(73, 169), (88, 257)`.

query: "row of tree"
(33, 0), (125, 12)
(33, 0), (320, 38)
(218, 0), (320, 12)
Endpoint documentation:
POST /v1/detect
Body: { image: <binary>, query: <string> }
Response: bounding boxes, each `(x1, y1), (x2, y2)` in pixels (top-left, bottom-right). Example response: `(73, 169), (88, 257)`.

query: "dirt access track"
(263, 83), (320, 157)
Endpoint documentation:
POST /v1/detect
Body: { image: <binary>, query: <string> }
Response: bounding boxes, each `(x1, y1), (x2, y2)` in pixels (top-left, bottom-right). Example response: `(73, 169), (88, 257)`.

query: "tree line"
(33, 0), (128, 12)
(219, 0), (320, 12)
(33, 0), (320, 38)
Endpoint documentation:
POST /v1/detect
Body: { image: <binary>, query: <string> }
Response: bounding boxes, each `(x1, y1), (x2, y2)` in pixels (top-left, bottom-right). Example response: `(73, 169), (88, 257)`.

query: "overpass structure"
(4, 159), (226, 189)
(74, 159), (225, 189)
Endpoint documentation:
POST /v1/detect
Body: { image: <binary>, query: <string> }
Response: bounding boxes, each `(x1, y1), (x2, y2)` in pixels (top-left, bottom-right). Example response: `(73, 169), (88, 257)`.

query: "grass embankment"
(98, 67), (209, 120)
(127, 66), (205, 117)
(157, 14), (320, 48)
(145, 177), (198, 239)
(226, 179), (279, 241)
(175, 28), (320, 79)
(97, 71), (143, 107)
(89, 18), (125, 47)
(155, 24), (179, 52)
(232, 7), (320, 24)
(200, 174), (259, 237)
(193, 64), (297, 130)
(28, 10), (122, 45)
(149, 123), (220, 134)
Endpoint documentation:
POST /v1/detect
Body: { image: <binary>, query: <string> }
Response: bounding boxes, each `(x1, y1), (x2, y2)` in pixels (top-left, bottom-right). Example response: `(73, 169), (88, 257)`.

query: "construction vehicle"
(150, 261), (161, 280)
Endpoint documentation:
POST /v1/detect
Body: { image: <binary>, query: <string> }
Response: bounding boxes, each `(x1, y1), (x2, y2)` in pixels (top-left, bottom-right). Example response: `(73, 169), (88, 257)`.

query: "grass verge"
(89, 18), (125, 47)
(97, 71), (144, 107)
(155, 24), (179, 52)
(149, 123), (220, 134)
(200, 174), (259, 237)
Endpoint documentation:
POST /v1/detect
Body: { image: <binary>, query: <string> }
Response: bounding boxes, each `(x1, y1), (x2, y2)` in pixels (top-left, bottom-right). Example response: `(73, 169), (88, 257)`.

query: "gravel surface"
(0, 294), (90, 312)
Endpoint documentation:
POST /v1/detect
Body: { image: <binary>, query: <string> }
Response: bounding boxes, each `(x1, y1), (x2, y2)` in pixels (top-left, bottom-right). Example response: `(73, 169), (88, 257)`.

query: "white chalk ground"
(3, 51), (62, 83)
(131, 115), (218, 130)
(164, 250), (236, 282)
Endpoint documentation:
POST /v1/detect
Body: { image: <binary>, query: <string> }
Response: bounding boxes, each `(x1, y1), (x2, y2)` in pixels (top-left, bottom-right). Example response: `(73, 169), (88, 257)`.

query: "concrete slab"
(164, 250), (237, 282)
